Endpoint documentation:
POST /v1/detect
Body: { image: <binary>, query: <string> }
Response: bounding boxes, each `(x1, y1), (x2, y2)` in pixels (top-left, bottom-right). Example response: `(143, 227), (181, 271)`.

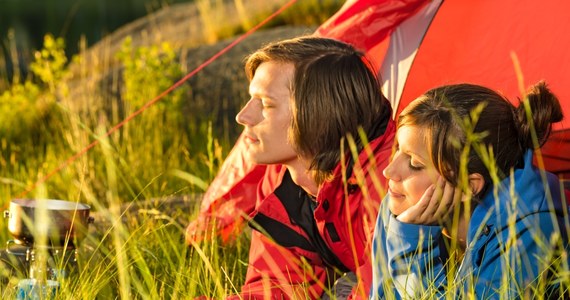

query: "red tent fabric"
(186, 0), (570, 243)
(320, 0), (570, 177)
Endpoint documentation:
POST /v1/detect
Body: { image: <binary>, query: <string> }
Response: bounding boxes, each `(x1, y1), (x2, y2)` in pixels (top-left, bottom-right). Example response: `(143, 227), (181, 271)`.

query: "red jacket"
(231, 119), (395, 299)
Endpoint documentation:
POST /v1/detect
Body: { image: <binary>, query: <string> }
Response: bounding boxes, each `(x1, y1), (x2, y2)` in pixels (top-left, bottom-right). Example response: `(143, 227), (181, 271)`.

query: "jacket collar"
(467, 150), (563, 245)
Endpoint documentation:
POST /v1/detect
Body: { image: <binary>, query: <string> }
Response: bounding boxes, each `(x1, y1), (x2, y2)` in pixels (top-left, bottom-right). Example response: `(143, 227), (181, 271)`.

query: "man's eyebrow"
(249, 90), (277, 101)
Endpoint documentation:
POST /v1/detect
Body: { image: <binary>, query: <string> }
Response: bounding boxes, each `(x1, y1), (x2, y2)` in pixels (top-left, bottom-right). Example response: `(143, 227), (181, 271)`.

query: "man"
(224, 36), (395, 299)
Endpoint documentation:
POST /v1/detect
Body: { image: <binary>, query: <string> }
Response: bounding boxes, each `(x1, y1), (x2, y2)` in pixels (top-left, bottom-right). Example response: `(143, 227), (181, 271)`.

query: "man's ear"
(468, 173), (485, 196)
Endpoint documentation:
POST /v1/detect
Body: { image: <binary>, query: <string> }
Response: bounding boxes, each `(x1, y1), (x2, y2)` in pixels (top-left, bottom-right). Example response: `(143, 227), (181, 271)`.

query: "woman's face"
(383, 125), (440, 216)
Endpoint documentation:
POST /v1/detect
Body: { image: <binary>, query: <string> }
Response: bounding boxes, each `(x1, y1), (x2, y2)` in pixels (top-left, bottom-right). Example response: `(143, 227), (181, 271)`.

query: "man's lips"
(243, 133), (259, 144)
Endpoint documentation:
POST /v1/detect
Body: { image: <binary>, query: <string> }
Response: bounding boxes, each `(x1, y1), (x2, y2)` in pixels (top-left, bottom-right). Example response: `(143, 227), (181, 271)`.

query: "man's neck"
(285, 159), (319, 197)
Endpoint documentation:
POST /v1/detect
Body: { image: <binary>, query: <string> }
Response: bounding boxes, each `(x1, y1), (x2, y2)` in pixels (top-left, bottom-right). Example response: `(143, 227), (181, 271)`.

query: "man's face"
(236, 61), (298, 165)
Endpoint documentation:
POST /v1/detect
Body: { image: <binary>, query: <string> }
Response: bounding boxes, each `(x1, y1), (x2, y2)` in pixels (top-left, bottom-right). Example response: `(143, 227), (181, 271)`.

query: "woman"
(371, 82), (569, 299)
(231, 37), (395, 299)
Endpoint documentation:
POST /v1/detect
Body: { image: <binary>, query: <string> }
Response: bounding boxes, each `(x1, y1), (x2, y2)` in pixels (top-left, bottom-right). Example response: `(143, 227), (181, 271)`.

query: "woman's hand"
(397, 176), (462, 225)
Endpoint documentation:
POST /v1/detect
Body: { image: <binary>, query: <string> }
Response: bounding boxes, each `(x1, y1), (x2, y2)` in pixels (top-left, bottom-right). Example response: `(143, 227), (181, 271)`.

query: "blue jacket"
(371, 151), (569, 299)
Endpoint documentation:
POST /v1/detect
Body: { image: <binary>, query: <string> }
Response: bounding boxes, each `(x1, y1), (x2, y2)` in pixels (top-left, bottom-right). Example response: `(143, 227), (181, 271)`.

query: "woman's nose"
(236, 99), (260, 126)
(383, 157), (401, 181)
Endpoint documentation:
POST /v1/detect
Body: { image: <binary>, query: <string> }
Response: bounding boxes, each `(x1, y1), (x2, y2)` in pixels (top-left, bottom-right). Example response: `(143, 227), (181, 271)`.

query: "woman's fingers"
(397, 176), (463, 225)
(397, 177), (441, 224)
(425, 176), (445, 219)
(396, 184), (435, 223)
(433, 179), (457, 221)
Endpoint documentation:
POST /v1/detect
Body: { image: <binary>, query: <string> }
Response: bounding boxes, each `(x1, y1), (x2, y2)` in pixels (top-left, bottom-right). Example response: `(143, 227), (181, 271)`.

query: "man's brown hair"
(245, 36), (391, 184)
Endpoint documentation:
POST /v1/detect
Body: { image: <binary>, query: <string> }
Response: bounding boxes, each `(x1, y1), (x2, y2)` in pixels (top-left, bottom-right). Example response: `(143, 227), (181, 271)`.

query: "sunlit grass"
(0, 197), (252, 298)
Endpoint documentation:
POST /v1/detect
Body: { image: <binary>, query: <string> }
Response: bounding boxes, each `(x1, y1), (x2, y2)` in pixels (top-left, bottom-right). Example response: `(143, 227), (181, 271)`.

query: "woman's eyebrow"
(402, 148), (428, 163)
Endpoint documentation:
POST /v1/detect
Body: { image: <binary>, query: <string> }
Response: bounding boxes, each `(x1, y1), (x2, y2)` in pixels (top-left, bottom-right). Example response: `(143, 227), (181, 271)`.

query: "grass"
(1, 199), (252, 298)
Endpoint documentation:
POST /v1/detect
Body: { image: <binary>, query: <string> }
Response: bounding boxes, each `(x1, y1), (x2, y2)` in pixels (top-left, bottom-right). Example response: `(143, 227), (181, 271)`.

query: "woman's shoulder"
(469, 151), (567, 242)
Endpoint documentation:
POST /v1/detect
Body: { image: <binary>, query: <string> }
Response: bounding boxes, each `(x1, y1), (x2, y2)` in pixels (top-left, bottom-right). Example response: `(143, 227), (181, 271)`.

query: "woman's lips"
(388, 188), (405, 199)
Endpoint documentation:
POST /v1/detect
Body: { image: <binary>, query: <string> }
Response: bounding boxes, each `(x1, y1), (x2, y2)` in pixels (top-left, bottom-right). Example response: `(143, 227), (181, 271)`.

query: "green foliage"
(0, 81), (43, 139)
(0, 34), (66, 191)
(0, 30), (219, 201)
(29, 35), (68, 90)
(0, 35), (66, 140)
(116, 36), (185, 114)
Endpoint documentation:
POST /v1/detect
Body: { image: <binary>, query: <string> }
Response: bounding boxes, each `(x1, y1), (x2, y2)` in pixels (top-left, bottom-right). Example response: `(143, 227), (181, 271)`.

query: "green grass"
(0, 30), (237, 298)
(1, 202), (252, 298)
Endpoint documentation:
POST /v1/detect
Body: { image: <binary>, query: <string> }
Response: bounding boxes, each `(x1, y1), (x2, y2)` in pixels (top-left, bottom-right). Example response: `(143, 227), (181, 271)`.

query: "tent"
(186, 0), (570, 243)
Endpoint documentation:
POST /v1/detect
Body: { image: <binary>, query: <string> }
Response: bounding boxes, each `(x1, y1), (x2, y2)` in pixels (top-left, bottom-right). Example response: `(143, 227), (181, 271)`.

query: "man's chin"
(248, 156), (280, 166)
(246, 153), (267, 165)
(246, 151), (297, 166)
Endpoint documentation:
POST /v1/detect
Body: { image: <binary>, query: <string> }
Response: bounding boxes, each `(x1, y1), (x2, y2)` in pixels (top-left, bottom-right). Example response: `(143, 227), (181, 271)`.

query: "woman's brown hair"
(398, 81), (563, 188)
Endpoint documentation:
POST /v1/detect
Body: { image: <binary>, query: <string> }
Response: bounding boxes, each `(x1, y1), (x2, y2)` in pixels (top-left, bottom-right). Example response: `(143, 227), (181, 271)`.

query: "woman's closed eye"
(393, 143), (425, 171)
(408, 159), (424, 171)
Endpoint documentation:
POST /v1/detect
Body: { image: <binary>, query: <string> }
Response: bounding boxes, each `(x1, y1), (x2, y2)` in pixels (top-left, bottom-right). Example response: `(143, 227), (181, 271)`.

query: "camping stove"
(4, 240), (79, 299)
(3, 199), (93, 299)
(4, 240), (79, 279)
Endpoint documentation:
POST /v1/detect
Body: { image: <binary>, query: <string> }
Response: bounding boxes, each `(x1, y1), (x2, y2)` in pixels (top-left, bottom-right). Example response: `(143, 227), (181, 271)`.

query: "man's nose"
(236, 99), (260, 126)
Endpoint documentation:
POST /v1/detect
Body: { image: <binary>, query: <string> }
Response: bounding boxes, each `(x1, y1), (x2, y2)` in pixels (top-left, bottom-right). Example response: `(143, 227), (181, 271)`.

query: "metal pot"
(4, 199), (94, 247)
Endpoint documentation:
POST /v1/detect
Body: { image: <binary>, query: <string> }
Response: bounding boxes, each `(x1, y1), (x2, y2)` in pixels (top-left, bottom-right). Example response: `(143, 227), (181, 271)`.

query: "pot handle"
(5, 240), (28, 257)
(88, 216), (95, 224)
(3, 210), (10, 218)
